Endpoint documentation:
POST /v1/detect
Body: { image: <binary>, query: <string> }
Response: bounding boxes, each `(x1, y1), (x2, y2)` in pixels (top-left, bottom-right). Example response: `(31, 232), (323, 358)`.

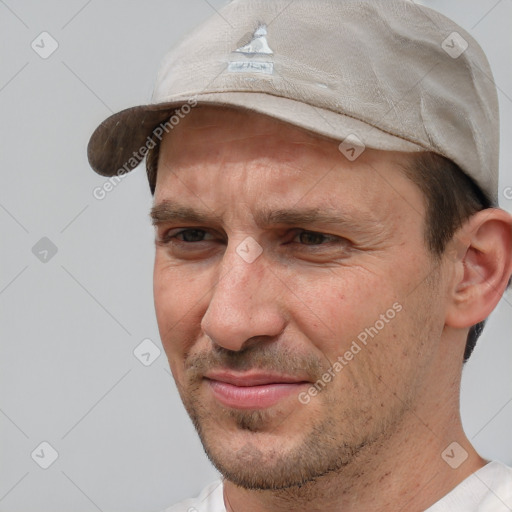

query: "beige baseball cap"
(87, 0), (499, 204)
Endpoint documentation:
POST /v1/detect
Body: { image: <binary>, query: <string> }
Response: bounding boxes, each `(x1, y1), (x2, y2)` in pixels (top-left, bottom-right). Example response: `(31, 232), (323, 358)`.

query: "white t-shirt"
(161, 461), (512, 512)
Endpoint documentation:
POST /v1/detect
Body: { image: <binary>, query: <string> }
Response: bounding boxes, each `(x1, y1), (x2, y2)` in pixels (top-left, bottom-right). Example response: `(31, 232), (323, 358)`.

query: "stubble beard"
(172, 338), (421, 492)
(178, 378), (412, 492)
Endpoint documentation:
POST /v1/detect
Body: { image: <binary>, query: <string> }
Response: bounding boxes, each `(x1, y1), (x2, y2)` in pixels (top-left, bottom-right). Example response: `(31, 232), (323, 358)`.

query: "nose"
(200, 243), (286, 352)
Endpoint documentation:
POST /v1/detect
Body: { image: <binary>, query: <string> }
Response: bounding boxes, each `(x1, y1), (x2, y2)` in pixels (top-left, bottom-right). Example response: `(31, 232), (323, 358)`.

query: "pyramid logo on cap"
(228, 24), (274, 75)
(235, 25), (273, 55)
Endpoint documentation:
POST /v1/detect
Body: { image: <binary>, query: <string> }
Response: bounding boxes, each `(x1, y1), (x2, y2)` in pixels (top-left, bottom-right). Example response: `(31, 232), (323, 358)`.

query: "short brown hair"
(402, 152), (495, 362)
(146, 139), (160, 196)
(146, 143), (496, 362)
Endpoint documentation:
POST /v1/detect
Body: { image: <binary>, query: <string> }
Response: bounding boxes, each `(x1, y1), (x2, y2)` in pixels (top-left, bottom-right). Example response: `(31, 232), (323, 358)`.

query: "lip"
(204, 371), (310, 409)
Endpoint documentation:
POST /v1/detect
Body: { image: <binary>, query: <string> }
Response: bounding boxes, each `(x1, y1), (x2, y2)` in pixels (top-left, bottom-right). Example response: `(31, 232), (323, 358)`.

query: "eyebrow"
(150, 200), (375, 230)
(150, 200), (378, 234)
(150, 202), (221, 226)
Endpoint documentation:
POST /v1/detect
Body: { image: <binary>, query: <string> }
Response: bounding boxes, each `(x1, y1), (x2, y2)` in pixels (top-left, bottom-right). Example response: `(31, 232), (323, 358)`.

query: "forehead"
(153, 106), (423, 220)
(158, 106), (341, 167)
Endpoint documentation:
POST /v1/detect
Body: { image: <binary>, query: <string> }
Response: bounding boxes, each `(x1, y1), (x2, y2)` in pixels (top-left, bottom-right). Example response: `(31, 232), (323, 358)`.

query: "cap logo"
(235, 24), (273, 55)
(227, 24), (274, 75)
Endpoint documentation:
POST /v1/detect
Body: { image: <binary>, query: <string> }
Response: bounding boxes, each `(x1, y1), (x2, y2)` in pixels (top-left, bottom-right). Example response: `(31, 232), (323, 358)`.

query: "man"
(88, 0), (512, 510)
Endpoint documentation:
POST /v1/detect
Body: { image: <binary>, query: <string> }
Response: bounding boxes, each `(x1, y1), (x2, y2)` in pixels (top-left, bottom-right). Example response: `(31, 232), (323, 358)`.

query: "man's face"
(152, 106), (447, 490)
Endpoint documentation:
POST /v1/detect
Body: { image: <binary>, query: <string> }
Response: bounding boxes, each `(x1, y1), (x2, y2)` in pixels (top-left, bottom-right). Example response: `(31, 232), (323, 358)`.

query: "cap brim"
(87, 92), (425, 178)
(87, 105), (174, 177)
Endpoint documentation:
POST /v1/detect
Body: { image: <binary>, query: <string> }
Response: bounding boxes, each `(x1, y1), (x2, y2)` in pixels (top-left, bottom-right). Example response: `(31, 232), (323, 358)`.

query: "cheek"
(287, 271), (417, 406)
(153, 256), (209, 360)
(285, 267), (402, 357)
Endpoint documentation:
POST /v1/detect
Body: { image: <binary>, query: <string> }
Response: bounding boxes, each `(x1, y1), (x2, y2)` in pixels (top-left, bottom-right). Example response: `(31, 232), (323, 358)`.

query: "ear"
(445, 208), (512, 329)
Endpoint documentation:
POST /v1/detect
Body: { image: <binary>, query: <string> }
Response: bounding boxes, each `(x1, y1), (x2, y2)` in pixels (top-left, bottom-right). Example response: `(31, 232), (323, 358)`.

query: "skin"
(151, 106), (512, 511)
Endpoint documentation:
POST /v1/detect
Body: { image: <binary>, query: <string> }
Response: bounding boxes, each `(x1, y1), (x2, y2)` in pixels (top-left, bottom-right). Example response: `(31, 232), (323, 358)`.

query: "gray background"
(0, 1), (511, 511)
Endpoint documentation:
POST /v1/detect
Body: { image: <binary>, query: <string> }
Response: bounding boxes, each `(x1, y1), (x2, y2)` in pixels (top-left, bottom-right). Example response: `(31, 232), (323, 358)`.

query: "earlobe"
(445, 208), (512, 329)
